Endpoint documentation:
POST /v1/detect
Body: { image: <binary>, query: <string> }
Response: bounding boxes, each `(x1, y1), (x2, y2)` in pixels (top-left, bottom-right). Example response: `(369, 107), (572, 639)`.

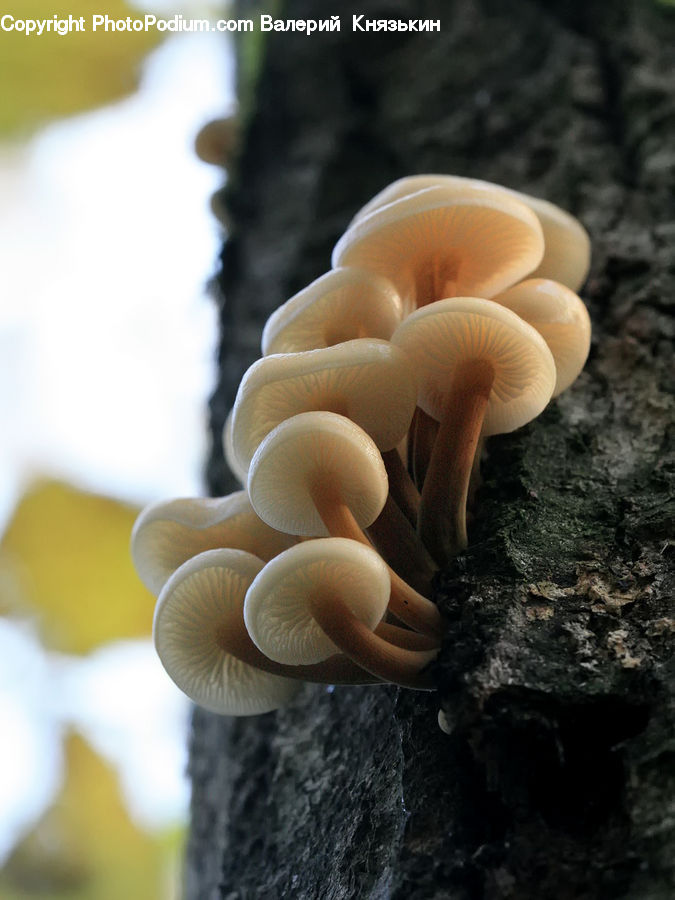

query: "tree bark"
(190, 1), (675, 897)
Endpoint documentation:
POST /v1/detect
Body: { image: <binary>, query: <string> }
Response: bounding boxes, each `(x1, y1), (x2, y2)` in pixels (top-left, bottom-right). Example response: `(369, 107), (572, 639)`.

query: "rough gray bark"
(189, 1), (675, 896)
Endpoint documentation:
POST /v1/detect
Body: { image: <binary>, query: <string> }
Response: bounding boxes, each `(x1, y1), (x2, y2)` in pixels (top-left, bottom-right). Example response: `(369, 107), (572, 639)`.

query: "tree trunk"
(189, 1), (675, 896)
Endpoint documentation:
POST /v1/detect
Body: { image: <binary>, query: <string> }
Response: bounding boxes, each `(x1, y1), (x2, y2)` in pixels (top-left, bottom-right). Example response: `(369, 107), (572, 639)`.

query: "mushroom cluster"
(132, 174), (591, 716)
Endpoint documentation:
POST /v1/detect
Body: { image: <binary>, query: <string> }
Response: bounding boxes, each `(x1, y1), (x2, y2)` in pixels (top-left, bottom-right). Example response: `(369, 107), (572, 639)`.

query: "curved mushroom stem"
(366, 495), (437, 594)
(309, 594), (437, 690)
(375, 620), (440, 651)
(418, 359), (495, 564)
(217, 617), (383, 685)
(310, 483), (444, 638)
(381, 449), (420, 526)
(409, 407), (439, 490)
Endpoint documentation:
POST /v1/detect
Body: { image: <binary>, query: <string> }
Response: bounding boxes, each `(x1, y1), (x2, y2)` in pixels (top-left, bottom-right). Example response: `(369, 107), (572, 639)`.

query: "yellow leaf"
(0, 479), (154, 653)
(0, 732), (180, 899)
(0, 0), (162, 137)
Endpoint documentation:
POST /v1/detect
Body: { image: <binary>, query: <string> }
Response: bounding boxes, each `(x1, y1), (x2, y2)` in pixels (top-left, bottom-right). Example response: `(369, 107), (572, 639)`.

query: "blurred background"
(0, 1), (234, 895)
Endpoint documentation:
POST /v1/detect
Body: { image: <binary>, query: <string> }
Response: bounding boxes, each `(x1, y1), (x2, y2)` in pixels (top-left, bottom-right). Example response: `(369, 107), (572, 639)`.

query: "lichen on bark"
(189, 1), (675, 896)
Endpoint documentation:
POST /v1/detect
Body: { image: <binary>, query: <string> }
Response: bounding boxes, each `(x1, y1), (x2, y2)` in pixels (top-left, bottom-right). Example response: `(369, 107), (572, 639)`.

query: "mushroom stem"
(418, 359), (495, 563)
(375, 621), (440, 651)
(366, 495), (437, 594)
(310, 482), (444, 638)
(381, 448), (420, 525)
(467, 436), (485, 510)
(216, 616), (383, 685)
(409, 407), (439, 490)
(309, 593), (437, 690)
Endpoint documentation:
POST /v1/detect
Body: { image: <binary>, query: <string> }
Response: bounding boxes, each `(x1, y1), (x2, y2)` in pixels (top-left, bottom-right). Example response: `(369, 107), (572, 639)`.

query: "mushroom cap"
(332, 184), (544, 313)
(194, 116), (238, 167)
(247, 411), (389, 536)
(391, 297), (556, 436)
(349, 175), (590, 291)
(494, 279), (592, 397)
(261, 267), (402, 355)
(153, 548), (301, 715)
(244, 538), (390, 665)
(131, 491), (295, 596)
(230, 338), (417, 470)
(222, 409), (249, 485)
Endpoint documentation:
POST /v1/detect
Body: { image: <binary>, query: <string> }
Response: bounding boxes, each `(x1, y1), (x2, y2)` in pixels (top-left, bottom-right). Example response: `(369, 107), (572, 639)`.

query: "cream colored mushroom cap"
(261, 267), (402, 355)
(350, 175), (590, 291)
(131, 491), (295, 596)
(333, 184), (544, 313)
(351, 174), (513, 224)
(222, 409), (249, 485)
(391, 297), (556, 437)
(230, 338), (417, 470)
(244, 538), (390, 665)
(153, 549), (301, 715)
(247, 411), (388, 536)
(494, 279), (592, 397)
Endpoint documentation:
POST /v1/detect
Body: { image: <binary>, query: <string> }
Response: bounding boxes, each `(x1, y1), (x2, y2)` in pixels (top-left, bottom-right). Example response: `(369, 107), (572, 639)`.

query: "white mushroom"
(392, 297), (556, 562)
(262, 267), (402, 355)
(349, 174), (591, 291)
(245, 539), (438, 690)
(333, 184), (544, 315)
(247, 411), (443, 637)
(493, 278), (592, 396)
(131, 491), (295, 596)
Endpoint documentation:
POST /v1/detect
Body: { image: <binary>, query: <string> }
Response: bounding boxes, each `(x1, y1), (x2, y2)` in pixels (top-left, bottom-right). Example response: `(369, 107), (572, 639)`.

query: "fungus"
(222, 408), (248, 485)
(194, 116), (238, 168)
(131, 491), (295, 596)
(332, 184), (544, 315)
(493, 278), (592, 396)
(154, 548), (396, 716)
(261, 267), (402, 355)
(229, 338), (420, 520)
(349, 174), (591, 291)
(392, 297), (556, 563)
(154, 549), (302, 715)
(229, 338), (417, 472)
(244, 539), (438, 690)
(247, 411), (443, 637)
